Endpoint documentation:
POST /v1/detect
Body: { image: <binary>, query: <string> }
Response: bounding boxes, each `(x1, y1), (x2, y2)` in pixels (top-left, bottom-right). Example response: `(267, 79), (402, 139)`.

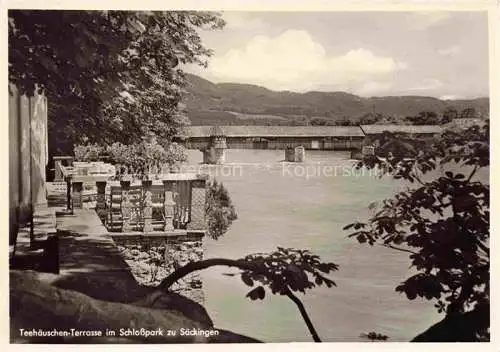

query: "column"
(187, 179), (207, 231)
(163, 181), (175, 231)
(142, 180), (153, 233)
(72, 181), (83, 209)
(54, 159), (63, 181)
(30, 91), (48, 207)
(120, 180), (132, 232)
(96, 181), (107, 224)
(65, 175), (72, 213)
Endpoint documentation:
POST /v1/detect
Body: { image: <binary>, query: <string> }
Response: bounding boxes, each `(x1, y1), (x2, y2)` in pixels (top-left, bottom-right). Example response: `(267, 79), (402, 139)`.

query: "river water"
(186, 149), (442, 342)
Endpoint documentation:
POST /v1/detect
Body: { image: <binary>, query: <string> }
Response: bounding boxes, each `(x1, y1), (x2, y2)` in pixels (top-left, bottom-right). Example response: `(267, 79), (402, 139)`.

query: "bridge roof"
(360, 124), (443, 135)
(179, 125), (365, 138)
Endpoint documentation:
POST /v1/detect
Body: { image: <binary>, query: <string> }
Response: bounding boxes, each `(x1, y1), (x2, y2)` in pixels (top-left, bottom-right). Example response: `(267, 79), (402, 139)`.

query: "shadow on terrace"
(10, 160), (259, 343)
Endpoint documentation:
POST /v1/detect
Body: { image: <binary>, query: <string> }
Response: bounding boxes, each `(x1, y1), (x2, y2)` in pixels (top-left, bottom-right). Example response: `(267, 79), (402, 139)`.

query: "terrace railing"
(60, 165), (207, 233)
(53, 156), (75, 181)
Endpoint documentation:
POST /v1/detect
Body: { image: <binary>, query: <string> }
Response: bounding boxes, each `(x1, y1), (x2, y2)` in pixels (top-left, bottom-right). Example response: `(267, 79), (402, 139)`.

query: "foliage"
(405, 108), (482, 126)
(442, 107), (458, 124)
(358, 112), (382, 125)
(159, 247), (339, 342)
(405, 111), (441, 125)
(310, 117), (335, 126)
(74, 139), (188, 179)
(335, 116), (357, 126)
(74, 143), (105, 162)
(9, 10), (225, 154)
(205, 179), (238, 240)
(360, 332), (389, 341)
(345, 122), (489, 340)
(460, 107), (476, 119)
(238, 247), (338, 298)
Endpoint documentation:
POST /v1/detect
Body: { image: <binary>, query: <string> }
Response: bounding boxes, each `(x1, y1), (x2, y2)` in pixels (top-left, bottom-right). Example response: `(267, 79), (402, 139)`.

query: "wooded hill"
(185, 73), (489, 126)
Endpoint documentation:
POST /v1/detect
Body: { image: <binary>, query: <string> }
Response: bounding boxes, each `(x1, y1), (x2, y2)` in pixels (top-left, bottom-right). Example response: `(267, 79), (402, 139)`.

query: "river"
(186, 149), (442, 342)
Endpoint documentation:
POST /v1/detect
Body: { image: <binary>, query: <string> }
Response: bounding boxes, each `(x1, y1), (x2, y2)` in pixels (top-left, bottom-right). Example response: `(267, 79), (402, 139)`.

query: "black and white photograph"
(6, 3), (494, 345)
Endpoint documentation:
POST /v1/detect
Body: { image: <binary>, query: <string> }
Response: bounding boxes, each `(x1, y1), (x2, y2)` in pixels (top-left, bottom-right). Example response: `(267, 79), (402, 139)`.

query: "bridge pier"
(285, 146), (306, 162)
(350, 145), (375, 160)
(202, 135), (227, 164)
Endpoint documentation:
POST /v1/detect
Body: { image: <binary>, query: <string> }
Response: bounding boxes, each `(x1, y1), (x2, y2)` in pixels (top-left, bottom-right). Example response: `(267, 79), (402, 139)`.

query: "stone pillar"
(163, 181), (175, 231)
(30, 92), (48, 207)
(214, 148), (226, 164)
(19, 93), (31, 222)
(202, 148), (212, 164)
(285, 147), (294, 162)
(142, 180), (153, 233)
(120, 180), (132, 232)
(71, 181), (83, 209)
(96, 181), (107, 224)
(350, 149), (363, 160)
(294, 146), (305, 162)
(213, 136), (227, 164)
(65, 175), (73, 213)
(54, 159), (63, 181)
(187, 179), (207, 231)
(362, 146), (375, 156)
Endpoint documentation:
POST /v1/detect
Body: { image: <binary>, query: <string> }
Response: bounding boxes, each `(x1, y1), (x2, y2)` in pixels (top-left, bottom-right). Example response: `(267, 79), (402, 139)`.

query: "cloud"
(202, 29), (406, 92)
(437, 45), (461, 56)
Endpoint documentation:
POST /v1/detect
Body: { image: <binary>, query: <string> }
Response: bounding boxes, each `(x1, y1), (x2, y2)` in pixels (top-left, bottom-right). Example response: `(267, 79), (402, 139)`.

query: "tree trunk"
(158, 258), (322, 342)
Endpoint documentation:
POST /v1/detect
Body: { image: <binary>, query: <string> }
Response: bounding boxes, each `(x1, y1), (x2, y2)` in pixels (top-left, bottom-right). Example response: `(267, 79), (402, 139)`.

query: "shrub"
(74, 140), (187, 179)
(74, 143), (105, 162)
(206, 179), (237, 240)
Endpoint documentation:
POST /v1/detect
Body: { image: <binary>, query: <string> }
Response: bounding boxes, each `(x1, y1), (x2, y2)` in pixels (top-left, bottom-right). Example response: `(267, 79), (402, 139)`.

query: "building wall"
(9, 86), (21, 243)
(9, 84), (48, 244)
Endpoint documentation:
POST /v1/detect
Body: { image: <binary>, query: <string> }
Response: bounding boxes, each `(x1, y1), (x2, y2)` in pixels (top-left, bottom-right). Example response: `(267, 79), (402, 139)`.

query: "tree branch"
(380, 244), (418, 256)
(467, 166), (478, 183)
(158, 258), (323, 342)
(284, 289), (321, 342)
(411, 163), (427, 187)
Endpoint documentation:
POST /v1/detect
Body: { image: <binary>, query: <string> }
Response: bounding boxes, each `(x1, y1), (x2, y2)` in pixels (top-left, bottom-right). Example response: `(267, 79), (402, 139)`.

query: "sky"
(185, 11), (489, 99)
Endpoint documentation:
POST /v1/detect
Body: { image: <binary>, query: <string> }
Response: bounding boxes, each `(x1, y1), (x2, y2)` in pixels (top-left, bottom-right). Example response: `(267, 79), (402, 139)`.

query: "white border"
(1, 1), (498, 352)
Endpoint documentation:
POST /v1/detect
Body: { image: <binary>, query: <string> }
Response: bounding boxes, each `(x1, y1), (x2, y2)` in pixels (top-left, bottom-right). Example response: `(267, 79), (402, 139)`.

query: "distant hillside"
(184, 73), (489, 126)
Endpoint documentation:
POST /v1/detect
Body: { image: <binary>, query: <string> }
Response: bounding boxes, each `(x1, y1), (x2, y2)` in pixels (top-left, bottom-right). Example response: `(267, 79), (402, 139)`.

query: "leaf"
(353, 223), (365, 230)
(343, 223), (355, 230)
(323, 278), (337, 288)
(316, 263), (332, 273)
(241, 272), (254, 287)
(246, 286), (265, 300)
(406, 290), (417, 300)
(357, 234), (367, 243)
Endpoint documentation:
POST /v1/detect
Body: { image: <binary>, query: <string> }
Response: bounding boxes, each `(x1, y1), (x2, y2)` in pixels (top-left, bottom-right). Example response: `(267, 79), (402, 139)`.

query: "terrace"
(56, 162), (208, 234)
